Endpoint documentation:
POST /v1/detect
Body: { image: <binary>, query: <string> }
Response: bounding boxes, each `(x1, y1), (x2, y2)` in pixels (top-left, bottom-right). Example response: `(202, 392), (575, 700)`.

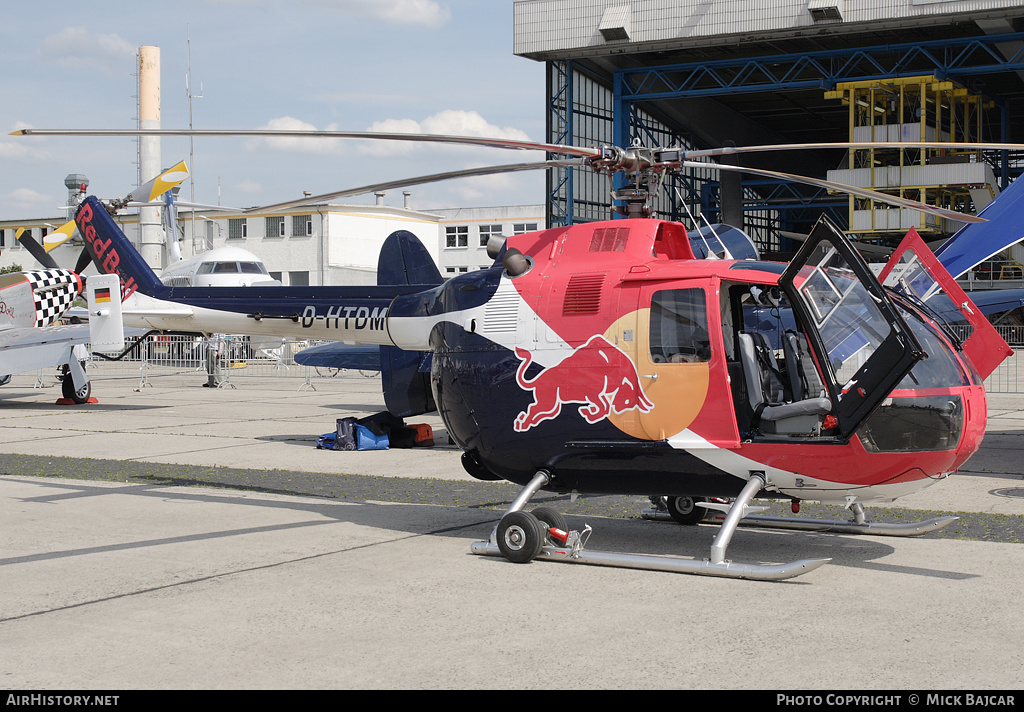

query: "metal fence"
(82, 334), (378, 389)
(76, 332), (1024, 392)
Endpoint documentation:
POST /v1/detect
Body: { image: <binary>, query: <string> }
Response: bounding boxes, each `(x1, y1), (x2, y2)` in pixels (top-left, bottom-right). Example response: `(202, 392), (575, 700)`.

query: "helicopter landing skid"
(470, 470), (831, 581)
(641, 501), (960, 537)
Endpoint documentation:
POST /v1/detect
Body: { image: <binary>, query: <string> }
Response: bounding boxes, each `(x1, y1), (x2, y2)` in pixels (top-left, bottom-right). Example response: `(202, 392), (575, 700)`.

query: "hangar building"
(513, 0), (1024, 261)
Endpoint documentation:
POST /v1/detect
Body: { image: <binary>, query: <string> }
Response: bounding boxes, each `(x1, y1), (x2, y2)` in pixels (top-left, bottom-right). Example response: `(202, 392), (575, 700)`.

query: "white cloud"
(249, 110), (540, 159)
(245, 116), (346, 155)
(0, 131), (53, 163)
(1, 188), (54, 213)
(38, 27), (136, 75)
(419, 110), (531, 141)
(237, 111), (545, 207)
(360, 110), (537, 157)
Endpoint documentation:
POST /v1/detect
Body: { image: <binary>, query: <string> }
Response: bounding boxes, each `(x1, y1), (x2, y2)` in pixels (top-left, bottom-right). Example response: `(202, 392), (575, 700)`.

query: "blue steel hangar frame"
(546, 31), (1024, 253)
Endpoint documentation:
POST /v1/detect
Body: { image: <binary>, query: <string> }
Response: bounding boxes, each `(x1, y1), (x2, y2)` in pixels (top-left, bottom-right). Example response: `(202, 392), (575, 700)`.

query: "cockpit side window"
(649, 289), (711, 363)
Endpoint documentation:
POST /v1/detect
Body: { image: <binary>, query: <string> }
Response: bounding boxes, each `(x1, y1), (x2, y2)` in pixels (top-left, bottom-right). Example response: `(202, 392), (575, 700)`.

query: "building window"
(288, 271), (309, 286)
(513, 223), (538, 234)
(228, 219), (247, 239)
(292, 215), (312, 237)
(478, 223), (503, 247)
(266, 216), (285, 238)
(446, 226), (468, 248)
(0, 229), (5, 248)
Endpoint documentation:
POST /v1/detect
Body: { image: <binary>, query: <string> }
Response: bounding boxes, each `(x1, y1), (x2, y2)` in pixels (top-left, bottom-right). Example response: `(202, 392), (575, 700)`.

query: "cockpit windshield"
(883, 247), (973, 343)
(794, 245), (892, 387)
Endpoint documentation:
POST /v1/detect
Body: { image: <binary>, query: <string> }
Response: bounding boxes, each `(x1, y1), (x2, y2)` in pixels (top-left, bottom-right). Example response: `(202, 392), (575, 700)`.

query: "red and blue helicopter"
(22, 127), (1018, 580)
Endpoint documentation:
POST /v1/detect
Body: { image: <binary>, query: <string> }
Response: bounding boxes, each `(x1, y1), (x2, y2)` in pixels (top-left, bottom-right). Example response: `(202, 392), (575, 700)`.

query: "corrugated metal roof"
(514, 0), (1024, 59)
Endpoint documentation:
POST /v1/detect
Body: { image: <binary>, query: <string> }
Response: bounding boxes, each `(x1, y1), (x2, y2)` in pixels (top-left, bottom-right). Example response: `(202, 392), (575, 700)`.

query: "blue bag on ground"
(355, 423), (389, 450)
(334, 417), (357, 451)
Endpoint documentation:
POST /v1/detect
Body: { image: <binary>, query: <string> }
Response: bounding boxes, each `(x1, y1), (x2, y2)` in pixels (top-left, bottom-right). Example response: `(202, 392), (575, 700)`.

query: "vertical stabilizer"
(75, 196), (168, 301)
(377, 230), (442, 417)
(87, 273), (125, 353)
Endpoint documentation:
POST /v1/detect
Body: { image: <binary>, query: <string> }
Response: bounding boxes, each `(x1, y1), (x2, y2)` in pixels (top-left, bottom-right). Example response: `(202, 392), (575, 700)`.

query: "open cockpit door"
(878, 228), (1012, 380)
(780, 217), (924, 439)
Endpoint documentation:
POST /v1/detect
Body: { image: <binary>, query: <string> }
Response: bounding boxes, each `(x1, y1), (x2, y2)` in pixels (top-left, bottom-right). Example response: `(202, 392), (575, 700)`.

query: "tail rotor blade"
(127, 160), (190, 203)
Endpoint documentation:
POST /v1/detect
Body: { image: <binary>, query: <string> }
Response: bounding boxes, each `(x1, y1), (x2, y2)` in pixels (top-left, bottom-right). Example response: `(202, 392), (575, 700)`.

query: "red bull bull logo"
(513, 335), (654, 432)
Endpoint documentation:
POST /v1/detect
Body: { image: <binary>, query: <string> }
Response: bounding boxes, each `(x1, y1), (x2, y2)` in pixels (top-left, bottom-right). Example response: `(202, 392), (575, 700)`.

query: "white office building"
(0, 197), (546, 285)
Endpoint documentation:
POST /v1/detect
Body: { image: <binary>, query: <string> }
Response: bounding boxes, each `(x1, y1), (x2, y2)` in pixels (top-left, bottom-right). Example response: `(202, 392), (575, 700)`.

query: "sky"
(0, 0), (548, 220)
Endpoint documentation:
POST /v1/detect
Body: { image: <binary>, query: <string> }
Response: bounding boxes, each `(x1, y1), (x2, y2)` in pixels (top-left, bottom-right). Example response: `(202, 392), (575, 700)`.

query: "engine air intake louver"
(589, 227), (629, 252)
(563, 274), (604, 315)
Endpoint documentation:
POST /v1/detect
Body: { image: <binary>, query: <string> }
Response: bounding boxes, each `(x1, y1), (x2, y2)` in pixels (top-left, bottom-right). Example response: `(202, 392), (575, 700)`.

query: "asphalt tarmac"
(2, 369), (1024, 690)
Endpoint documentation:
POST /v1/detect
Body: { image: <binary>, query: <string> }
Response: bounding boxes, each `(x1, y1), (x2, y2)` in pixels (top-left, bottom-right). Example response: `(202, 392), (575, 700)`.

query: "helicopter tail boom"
(76, 196), (167, 302)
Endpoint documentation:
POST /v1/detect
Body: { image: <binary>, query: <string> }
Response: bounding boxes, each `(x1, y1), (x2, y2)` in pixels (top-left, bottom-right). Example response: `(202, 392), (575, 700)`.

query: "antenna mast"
(186, 24), (204, 253)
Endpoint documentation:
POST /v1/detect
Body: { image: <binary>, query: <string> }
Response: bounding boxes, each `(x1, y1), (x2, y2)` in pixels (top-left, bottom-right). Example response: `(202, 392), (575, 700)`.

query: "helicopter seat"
(782, 330), (827, 400)
(738, 332), (832, 435)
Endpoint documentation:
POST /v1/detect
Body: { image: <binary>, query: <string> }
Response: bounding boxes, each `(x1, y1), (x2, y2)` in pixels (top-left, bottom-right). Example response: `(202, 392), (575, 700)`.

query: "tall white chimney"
(138, 46), (163, 269)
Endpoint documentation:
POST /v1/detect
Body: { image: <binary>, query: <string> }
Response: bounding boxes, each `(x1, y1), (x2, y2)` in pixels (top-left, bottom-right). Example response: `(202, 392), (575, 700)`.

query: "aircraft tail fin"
(86, 273), (125, 353)
(75, 196), (166, 301)
(378, 230), (442, 418)
(934, 175), (1024, 278)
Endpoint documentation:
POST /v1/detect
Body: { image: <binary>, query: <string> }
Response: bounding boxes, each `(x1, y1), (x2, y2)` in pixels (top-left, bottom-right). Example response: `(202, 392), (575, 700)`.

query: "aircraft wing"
(293, 342), (382, 371)
(934, 176), (1024, 278)
(0, 324), (94, 376)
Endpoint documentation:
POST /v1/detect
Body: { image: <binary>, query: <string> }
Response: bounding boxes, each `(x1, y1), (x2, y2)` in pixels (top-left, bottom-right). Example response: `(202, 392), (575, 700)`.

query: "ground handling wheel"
(496, 511), (546, 563)
(531, 506), (569, 537)
(666, 495), (707, 525)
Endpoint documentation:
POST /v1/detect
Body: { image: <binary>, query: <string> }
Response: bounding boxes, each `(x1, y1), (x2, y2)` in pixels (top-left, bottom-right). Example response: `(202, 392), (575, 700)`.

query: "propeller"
(17, 225), (91, 273)
(15, 161), (194, 275)
(41, 219), (78, 251)
(16, 228), (60, 270)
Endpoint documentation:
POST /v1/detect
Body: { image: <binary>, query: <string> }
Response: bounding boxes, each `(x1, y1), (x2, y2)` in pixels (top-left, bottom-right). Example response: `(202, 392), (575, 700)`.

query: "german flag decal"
(95, 287), (111, 303)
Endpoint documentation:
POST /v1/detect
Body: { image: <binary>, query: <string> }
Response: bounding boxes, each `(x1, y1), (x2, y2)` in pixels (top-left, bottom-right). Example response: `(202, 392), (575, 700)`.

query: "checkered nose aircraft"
(0, 263), (122, 403)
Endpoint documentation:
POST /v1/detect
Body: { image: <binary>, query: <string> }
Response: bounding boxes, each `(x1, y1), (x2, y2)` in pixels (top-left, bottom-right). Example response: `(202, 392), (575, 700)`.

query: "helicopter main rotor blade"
(14, 127), (990, 223)
(682, 141), (1024, 160)
(245, 159), (584, 214)
(18, 128), (1024, 160)
(680, 161), (986, 224)
(11, 128), (602, 160)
